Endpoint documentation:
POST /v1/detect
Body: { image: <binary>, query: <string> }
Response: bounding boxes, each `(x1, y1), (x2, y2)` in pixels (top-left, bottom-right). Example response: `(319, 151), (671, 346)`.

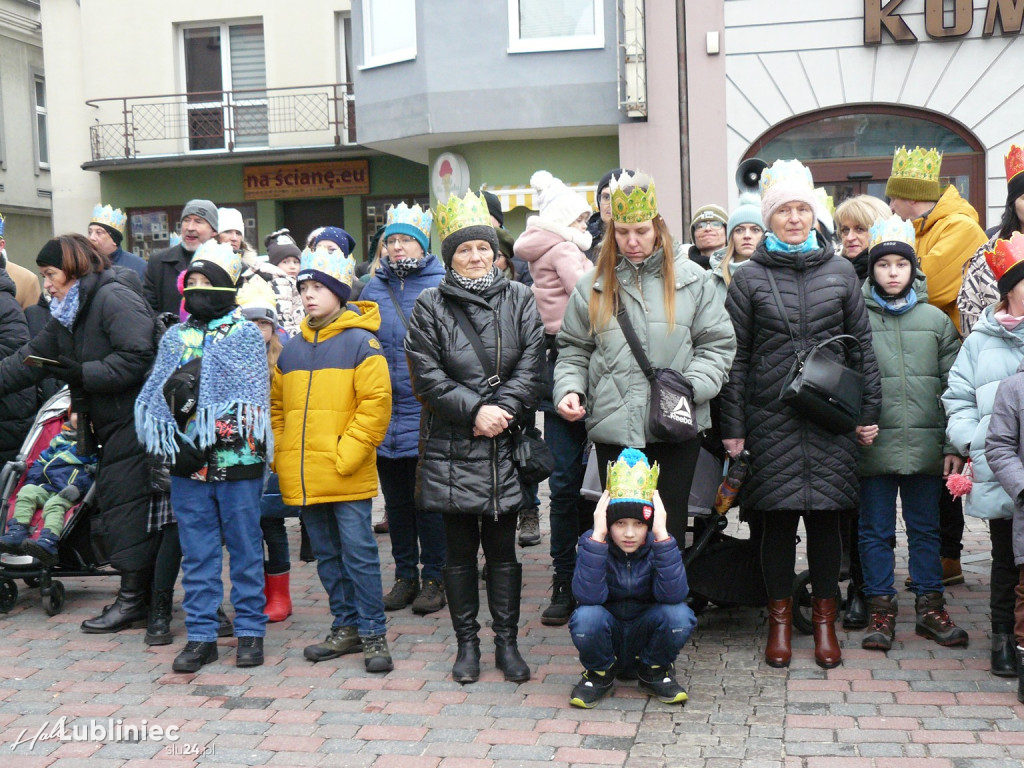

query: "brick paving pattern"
(0, 495), (1021, 766)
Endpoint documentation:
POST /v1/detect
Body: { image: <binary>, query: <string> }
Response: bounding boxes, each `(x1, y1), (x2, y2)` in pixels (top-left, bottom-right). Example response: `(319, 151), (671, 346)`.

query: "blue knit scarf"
(872, 286), (918, 316)
(765, 232), (818, 254)
(134, 309), (273, 461)
(49, 282), (81, 330)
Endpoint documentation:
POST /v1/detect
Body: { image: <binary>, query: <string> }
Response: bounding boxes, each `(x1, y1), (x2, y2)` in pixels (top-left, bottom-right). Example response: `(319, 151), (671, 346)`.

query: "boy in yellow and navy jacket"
(271, 227), (393, 672)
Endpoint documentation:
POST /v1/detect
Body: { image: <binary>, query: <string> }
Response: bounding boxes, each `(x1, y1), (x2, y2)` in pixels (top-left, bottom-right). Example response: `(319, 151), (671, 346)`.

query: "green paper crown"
(890, 146), (942, 182)
(434, 190), (491, 242)
(609, 171), (658, 224)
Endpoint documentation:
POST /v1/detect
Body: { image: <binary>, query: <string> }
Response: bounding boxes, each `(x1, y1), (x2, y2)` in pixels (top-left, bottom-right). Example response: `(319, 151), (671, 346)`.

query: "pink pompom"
(946, 465), (973, 498)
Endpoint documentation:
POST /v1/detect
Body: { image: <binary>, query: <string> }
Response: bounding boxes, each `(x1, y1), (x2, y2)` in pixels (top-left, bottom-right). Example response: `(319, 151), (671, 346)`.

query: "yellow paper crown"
(606, 448), (660, 505)
(890, 146), (942, 182)
(236, 274), (277, 313)
(434, 191), (491, 242)
(868, 214), (916, 252)
(814, 187), (835, 217)
(609, 171), (658, 224)
(189, 240), (243, 285)
(90, 204), (127, 236)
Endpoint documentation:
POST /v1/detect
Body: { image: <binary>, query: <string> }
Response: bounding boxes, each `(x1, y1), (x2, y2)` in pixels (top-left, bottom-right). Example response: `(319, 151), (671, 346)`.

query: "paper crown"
(759, 160), (814, 197)
(0, 211), (4, 238)
(868, 214), (916, 252)
(236, 274), (277, 313)
(434, 190), (491, 242)
(986, 231), (1024, 284)
(386, 202), (433, 238)
(814, 187), (835, 217)
(890, 146), (942, 182)
(1005, 145), (1024, 184)
(609, 171), (658, 224)
(90, 204), (127, 236)
(299, 245), (355, 287)
(189, 240), (243, 285)
(607, 448), (660, 506)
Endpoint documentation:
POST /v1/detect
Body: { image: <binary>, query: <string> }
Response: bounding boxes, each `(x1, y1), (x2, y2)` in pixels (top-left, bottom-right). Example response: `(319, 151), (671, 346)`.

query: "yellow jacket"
(271, 302), (392, 505)
(913, 186), (988, 330)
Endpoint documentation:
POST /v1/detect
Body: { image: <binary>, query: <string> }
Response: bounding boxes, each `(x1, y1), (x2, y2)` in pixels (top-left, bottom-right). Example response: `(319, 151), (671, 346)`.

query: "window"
(507, 0), (604, 53)
(33, 75), (48, 169)
(180, 21), (267, 151)
(361, 0), (416, 68)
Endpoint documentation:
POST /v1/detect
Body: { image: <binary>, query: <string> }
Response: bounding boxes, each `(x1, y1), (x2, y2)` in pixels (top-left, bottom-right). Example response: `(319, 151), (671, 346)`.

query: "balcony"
(85, 83), (356, 165)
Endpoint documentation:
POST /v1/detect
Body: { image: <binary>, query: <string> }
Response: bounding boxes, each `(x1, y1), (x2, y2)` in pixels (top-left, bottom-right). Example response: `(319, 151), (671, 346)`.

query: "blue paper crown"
(386, 203), (433, 238)
(299, 246), (355, 287)
(868, 214), (915, 251)
(0, 211), (5, 238)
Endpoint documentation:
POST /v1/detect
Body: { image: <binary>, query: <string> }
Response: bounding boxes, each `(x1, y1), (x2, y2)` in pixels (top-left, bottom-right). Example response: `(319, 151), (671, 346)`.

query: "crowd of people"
(0, 140), (1023, 709)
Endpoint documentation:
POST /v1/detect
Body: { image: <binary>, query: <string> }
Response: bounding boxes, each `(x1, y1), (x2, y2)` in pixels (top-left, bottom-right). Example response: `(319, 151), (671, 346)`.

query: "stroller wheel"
(686, 592), (710, 616)
(792, 571), (814, 635)
(0, 577), (17, 613)
(42, 580), (65, 617)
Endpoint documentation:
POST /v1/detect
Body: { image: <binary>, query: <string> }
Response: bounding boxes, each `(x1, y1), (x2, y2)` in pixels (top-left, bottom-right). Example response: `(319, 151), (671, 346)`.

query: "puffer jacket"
(514, 217), (594, 334)
(405, 272), (545, 518)
(24, 425), (96, 495)
(720, 237), (881, 512)
(913, 185), (988, 329)
(271, 302), (392, 506)
(572, 530), (688, 623)
(708, 247), (752, 304)
(359, 254), (445, 459)
(554, 242), (736, 447)
(859, 275), (960, 477)
(985, 357), (1024, 564)
(942, 305), (1024, 520)
(0, 269), (35, 461)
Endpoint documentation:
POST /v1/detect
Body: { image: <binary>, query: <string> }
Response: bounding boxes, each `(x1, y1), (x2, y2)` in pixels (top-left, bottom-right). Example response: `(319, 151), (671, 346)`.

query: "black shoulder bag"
(764, 269), (864, 434)
(445, 298), (553, 485)
(616, 305), (699, 443)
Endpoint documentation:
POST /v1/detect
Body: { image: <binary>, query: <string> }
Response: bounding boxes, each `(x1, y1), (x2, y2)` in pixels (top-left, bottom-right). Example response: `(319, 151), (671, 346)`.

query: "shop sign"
(865, 0), (1024, 44)
(243, 160), (370, 200)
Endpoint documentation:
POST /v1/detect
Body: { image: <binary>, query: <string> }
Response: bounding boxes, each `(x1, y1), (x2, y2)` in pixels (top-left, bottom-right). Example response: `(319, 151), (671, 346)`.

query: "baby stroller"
(0, 388), (113, 615)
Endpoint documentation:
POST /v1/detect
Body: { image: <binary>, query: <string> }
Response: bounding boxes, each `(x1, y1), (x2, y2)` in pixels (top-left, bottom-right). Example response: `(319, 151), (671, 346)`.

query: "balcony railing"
(85, 83), (356, 162)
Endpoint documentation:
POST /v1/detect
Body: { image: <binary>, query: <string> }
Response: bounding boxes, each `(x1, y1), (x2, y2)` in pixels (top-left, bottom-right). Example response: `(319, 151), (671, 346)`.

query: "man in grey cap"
(143, 199), (218, 314)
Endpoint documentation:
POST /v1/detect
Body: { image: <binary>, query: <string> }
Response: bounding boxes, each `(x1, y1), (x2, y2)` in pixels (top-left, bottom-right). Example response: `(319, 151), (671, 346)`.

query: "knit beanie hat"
(726, 193), (764, 240)
(441, 225), (500, 268)
(186, 240), (243, 289)
(435, 191), (501, 267)
(885, 146), (942, 202)
(181, 199), (219, 231)
(596, 168), (626, 205)
(36, 239), (65, 270)
(480, 190), (504, 228)
(383, 202), (433, 255)
(867, 215), (918, 297)
(605, 448), (659, 527)
(264, 229), (301, 266)
(530, 170), (592, 229)
(690, 204), (728, 240)
(312, 226), (356, 256)
(89, 204), (127, 246)
(217, 207), (245, 235)
(297, 245), (356, 304)
(759, 159), (819, 225)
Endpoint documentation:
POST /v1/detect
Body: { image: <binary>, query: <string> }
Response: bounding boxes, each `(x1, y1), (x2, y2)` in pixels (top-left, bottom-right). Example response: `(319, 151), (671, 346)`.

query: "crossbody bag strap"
(384, 282), (408, 330)
(446, 298), (501, 388)
(764, 268), (798, 348)
(616, 302), (656, 382)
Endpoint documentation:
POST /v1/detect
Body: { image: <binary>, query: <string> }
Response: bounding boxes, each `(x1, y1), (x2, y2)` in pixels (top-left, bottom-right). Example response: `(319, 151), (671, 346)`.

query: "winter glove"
(42, 355), (84, 386)
(57, 486), (81, 504)
(171, 434), (206, 476)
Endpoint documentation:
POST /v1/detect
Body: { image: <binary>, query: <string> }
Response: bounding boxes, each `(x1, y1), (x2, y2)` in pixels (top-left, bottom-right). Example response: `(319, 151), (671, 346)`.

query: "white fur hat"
(530, 170), (592, 228)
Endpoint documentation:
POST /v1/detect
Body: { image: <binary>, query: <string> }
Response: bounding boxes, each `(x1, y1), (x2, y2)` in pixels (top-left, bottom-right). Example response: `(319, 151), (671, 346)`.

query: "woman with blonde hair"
(834, 195), (892, 279)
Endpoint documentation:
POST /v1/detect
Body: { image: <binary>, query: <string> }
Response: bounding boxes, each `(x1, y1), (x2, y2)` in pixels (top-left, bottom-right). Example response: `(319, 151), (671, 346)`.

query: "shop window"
(361, 0), (416, 68)
(508, 0), (604, 53)
(127, 203), (257, 262)
(363, 194), (429, 262)
(33, 74), (48, 169)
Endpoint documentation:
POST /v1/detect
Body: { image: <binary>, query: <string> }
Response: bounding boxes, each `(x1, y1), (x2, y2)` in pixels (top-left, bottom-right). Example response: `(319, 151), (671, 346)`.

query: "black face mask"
(183, 288), (237, 321)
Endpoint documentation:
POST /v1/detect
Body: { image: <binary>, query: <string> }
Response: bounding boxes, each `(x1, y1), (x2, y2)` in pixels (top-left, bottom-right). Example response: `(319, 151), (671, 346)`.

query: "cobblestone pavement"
(0, 496), (1020, 767)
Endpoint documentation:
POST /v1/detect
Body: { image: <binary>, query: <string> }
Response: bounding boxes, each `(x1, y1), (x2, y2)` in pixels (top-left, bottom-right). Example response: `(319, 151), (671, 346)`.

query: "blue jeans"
(302, 498), (387, 637)
(569, 602), (697, 673)
(378, 456), (445, 582)
(545, 413), (588, 575)
(171, 476), (267, 642)
(859, 474), (943, 597)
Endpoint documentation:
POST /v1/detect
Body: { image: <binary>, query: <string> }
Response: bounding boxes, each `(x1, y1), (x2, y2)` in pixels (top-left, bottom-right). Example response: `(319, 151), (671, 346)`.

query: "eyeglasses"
(384, 235), (417, 248)
(695, 221), (725, 231)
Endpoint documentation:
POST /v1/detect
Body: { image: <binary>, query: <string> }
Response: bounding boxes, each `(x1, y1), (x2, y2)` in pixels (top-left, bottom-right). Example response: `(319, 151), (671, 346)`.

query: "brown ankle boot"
(812, 596), (842, 669)
(765, 598), (792, 668)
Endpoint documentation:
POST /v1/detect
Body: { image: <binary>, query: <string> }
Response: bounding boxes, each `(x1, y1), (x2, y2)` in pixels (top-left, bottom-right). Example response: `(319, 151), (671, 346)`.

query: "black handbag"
(617, 306), (699, 443)
(765, 269), (864, 434)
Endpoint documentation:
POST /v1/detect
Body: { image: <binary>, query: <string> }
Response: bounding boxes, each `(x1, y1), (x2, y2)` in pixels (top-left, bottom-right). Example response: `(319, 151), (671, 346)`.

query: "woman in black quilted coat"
(405, 197), (545, 686)
(0, 268), (35, 461)
(719, 161), (881, 671)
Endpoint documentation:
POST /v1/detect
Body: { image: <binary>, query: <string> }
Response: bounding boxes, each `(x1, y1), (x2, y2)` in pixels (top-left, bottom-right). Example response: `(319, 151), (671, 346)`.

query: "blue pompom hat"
(312, 226), (356, 256)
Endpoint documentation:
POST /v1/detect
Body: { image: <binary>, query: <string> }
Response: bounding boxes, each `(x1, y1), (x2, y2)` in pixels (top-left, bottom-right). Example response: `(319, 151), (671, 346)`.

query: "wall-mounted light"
(706, 31), (720, 55)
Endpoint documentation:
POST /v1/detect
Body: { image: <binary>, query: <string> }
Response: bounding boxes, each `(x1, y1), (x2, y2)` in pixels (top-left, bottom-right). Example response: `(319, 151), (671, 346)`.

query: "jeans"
(302, 498), (387, 637)
(378, 456), (445, 582)
(544, 413), (588, 575)
(859, 474), (942, 597)
(171, 476), (267, 641)
(569, 602), (697, 673)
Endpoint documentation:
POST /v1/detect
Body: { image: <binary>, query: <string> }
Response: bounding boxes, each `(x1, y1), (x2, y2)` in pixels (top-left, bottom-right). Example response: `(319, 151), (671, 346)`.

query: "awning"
(481, 182), (598, 212)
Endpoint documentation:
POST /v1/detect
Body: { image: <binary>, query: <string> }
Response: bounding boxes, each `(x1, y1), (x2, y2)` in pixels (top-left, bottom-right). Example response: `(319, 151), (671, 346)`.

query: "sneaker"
(915, 592), (968, 647)
(362, 634), (393, 673)
(236, 637), (264, 668)
(411, 579), (446, 615)
(0, 520), (30, 555)
(517, 508), (541, 547)
(569, 669), (614, 708)
(541, 574), (575, 626)
(21, 528), (60, 566)
(637, 663), (689, 705)
(172, 641), (218, 673)
(304, 626), (363, 662)
(383, 578), (419, 611)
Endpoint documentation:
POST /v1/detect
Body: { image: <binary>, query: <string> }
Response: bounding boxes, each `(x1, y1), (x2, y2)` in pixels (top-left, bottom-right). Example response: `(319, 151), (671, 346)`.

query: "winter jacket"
(958, 235), (1001, 337)
(708, 247), (751, 304)
(110, 247), (147, 281)
(272, 302), (392, 506)
(554, 242), (736, 447)
(24, 425), (96, 496)
(143, 243), (192, 315)
(405, 273), (545, 518)
(685, 244), (711, 271)
(0, 267), (158, 571)
(360, 254), (445, 459)
(942, 305), (1024, 520)
(913, 185), (988, 330)
(585, 212), (604, 264)
(0, 256), (41, 310)
(720, 237), (881, 512)
(240, 258), (304, 337)
(859, 276), (960, 477)
(985, 358), (1024, 564)
(0, 270), (35, 462)
(514, 218), (594, 334)
(572, 530), (688, 623)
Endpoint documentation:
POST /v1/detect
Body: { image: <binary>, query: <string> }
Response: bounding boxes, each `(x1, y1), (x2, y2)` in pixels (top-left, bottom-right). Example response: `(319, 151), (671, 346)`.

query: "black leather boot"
(444, 565), (481, 684)
(843, 583), (869, 630)
(81, 571), (151, 634)
(145, 588), (174, 646)
(486, 562), (530, 683)
(1017, 646), (1024, 703)
(991, 624), (1018, 677)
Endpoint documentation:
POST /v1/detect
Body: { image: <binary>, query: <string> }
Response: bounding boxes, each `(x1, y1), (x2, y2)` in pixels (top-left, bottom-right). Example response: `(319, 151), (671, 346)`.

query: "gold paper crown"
(90, 204), (127, 235)
(868, 214), (916, 252)
(189, 240), (243, 285)
(606, 448), (660, 505)
(236, 274), (277, 312)
(1005, 145), (1024, 183)
(609, 171), (658, 224)
(434, 191), (491, 242)
(814, 187), (835, 217)
(890, 146), (942, 182)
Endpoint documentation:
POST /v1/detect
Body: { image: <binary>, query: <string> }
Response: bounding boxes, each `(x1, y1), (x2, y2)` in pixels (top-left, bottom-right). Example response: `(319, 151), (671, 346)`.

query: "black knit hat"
(441, 224), (501, 268)
(36, 239), (64, 269)
(868, 240), (918, 298)
(597, 168), (626, 203)
(480, 190), (503, 228)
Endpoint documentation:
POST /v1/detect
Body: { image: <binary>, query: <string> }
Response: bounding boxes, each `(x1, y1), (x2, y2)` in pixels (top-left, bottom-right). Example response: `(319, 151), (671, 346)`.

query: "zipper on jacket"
(796, 271), (811, 512)
(298, 329), (318, 506)
(893, 315), (909, 474)
(492, 304), (502, 520)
